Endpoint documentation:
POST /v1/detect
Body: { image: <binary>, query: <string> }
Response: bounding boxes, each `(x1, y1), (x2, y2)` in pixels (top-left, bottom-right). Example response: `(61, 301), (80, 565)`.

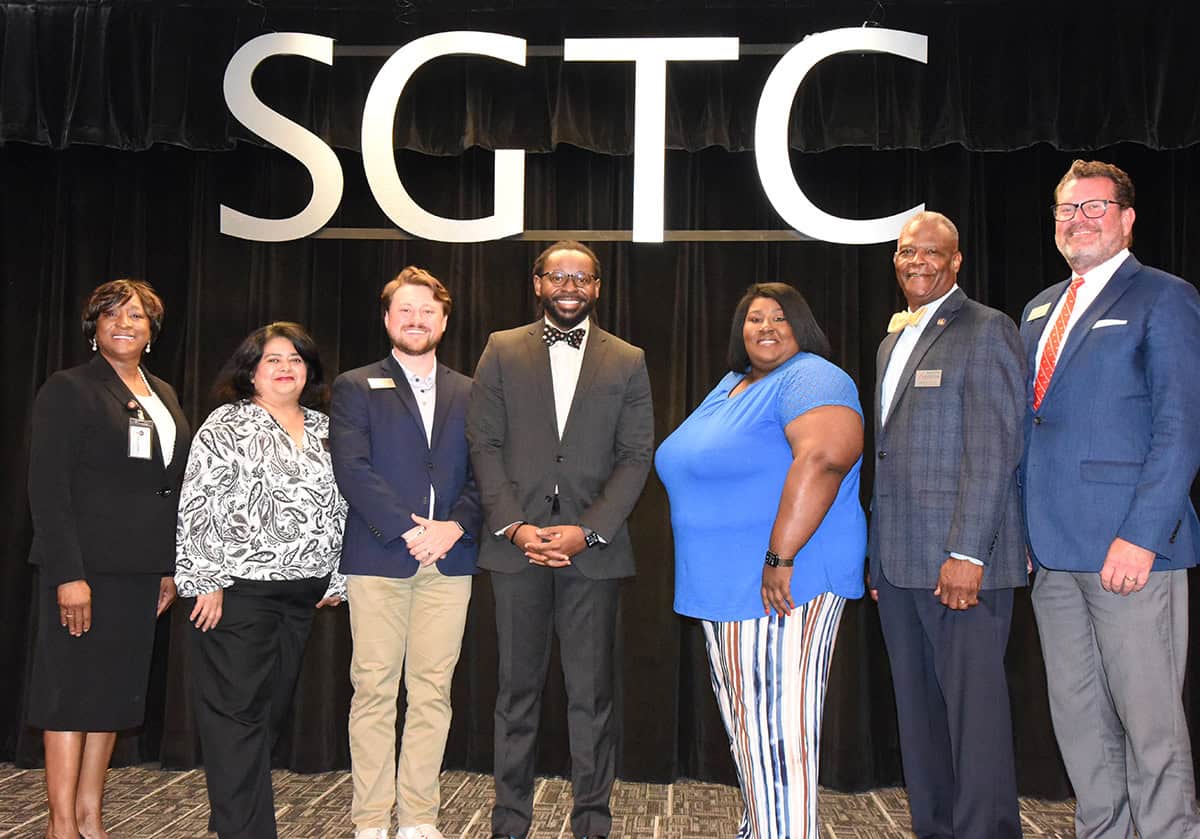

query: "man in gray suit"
(467, 240), (654, 839)
(868, 212), (1027, 838)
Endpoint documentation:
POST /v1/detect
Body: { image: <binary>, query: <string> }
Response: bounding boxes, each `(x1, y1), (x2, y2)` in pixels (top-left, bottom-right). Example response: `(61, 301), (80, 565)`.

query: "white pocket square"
(1092, 319), (1127, 329)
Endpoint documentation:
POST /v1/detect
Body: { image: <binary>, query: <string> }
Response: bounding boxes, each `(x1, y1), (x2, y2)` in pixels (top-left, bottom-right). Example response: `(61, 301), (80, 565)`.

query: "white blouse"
(174, 400), (347, 600)
(135, 389), (177, 468)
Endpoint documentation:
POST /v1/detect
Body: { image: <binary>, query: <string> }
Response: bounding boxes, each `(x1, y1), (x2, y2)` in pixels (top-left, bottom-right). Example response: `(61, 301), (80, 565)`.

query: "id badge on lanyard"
(127, 399), (153, 460)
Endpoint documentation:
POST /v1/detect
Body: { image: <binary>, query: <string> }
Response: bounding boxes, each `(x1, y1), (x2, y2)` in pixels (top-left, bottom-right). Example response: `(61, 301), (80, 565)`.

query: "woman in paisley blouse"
(175, 321), (347, 839)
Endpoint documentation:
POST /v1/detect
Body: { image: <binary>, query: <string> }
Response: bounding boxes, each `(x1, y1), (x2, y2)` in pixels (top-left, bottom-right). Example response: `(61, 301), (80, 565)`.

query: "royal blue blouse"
(655, 352), (866, 622)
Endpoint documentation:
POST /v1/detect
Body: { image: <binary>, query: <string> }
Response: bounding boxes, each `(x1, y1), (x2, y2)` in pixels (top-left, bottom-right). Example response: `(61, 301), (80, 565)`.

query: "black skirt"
(26, 572), (162, 731)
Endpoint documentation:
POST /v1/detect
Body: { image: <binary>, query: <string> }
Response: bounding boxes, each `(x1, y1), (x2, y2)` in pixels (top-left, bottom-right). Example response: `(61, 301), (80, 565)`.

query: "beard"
(391, 328), (441, 357)
(1056, 223), (1123, 274)
(540, 293), (596, 330)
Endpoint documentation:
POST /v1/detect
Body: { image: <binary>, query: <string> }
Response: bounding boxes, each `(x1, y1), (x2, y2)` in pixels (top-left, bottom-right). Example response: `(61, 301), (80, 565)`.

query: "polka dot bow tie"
(543, 324), (585, 349)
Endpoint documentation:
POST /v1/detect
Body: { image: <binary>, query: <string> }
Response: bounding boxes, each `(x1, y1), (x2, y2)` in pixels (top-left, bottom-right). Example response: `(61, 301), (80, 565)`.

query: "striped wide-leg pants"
(702, 592), (846, 839)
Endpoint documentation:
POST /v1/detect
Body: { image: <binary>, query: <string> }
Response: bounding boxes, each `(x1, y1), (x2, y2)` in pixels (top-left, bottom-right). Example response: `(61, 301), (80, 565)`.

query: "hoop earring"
(90, 338), (97, 352)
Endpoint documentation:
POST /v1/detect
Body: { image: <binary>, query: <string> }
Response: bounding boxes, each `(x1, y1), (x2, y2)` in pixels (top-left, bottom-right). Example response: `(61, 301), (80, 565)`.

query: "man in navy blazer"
(1021, 160), (1200, 838)
(331, 267), (482, 839)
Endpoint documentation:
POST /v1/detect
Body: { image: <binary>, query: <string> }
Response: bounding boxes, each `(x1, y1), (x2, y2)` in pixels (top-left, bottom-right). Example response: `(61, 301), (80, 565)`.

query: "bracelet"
(764, 550), (794, 567)
(508, 521), (527, 544)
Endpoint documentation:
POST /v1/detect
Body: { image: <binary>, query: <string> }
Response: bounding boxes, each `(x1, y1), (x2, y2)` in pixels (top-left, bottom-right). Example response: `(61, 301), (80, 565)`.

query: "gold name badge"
(1027, 303), (1052, 321)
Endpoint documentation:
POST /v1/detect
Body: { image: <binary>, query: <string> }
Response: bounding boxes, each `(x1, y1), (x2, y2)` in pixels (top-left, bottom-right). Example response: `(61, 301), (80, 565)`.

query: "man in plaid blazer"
(868, 211), (1027, 838)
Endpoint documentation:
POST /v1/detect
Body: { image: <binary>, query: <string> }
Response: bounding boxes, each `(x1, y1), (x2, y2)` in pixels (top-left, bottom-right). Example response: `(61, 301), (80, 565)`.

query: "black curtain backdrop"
(2, 0), (1200, 800)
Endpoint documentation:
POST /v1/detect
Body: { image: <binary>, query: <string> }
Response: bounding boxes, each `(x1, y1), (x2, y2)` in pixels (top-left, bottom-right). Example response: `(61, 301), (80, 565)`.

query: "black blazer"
(467, 321), (655, 579)
(28, 354), (191, 586)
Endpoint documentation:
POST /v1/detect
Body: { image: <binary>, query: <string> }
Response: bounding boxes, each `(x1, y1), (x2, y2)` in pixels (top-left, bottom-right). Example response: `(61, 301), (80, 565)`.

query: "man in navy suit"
(1021, 160), (1200, 838)
(331, 267), (482, 839)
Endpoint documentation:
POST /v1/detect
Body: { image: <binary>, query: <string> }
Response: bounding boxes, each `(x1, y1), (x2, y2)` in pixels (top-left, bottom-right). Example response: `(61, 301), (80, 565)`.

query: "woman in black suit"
(26, 279), (191, 839)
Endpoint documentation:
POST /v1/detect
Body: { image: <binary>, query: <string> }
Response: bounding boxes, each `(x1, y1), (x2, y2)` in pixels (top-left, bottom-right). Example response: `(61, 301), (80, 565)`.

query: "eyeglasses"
(537, 270), (600, 288)
(1051, 199), (1124, 222)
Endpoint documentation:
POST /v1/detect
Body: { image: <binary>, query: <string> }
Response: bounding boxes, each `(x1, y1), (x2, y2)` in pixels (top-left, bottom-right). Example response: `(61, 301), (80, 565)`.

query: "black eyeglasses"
(537, 270), (600, 288)
(1051, 199), (1124, 222)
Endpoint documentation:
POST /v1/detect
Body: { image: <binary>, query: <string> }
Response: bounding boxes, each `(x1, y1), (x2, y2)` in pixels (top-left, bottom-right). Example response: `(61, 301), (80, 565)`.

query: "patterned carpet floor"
(0, 764), (1077, 837)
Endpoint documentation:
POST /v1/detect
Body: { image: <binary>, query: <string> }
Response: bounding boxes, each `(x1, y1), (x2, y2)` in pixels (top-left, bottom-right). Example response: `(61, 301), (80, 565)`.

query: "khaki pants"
(346, 568), (472, 831)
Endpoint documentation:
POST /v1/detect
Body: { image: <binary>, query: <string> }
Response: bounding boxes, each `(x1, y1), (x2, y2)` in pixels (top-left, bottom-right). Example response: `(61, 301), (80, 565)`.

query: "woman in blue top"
(656, 283), (866, 839)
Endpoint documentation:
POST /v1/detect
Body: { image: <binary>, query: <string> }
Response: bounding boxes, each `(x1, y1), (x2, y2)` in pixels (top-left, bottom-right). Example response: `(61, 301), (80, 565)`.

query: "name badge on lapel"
(1027, 303), (1052, 321)
(129, 418), (154, 459)
(368, 377), (396, 389)
(914, 369), (942, 388)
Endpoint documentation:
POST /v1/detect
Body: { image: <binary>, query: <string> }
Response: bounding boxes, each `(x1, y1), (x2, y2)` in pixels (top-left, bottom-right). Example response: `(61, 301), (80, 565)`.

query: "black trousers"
(189, 576), (327, 839)
(490, 563), (620, 839)
(875, 569), (1021, 839)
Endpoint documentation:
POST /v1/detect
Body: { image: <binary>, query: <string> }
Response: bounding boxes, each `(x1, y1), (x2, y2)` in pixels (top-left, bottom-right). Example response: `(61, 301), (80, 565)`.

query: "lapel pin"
(936, 318), (947, 326)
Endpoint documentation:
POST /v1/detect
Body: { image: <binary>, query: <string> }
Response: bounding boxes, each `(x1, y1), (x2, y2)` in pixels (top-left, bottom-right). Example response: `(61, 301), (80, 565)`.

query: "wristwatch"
(583, 527), (602, 549)
(764, 549), (795, 567)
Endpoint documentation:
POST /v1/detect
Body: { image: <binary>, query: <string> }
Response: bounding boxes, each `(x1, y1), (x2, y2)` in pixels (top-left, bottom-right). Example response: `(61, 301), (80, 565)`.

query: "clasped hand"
(404, 514), (465, 566)
(513, 523), (586, 567)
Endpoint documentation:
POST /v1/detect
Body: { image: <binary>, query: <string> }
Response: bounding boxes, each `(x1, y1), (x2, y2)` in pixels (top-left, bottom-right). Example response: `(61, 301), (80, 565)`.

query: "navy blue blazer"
(1019, 254), (1200, 572)
(330, 355), (481, 578)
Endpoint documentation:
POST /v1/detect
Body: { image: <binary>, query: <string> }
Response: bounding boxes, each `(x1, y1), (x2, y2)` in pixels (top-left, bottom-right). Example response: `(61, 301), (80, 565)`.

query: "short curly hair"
(1054, 159), (1135, 208)
(380, 266), (453, 317)
(81, 279), (165, 345)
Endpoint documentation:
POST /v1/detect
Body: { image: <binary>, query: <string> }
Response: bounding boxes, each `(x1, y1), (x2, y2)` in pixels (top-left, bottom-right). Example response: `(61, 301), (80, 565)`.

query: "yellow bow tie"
(887, 307), (928, 334)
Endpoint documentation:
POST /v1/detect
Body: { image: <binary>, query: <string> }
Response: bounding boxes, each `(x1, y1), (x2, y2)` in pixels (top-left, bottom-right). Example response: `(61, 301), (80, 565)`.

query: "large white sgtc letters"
(220, 29), (928, 245)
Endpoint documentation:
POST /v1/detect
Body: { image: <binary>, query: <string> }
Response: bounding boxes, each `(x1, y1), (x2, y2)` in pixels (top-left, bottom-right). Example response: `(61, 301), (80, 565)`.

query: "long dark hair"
(726, 282), (831, 372)
(212, 322), (328, 410)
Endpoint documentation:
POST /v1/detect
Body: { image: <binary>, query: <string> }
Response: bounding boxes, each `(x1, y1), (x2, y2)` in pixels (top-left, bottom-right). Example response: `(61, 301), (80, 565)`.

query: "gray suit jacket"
(868, 289), (1028, 590)
(467, 320), (655, 579)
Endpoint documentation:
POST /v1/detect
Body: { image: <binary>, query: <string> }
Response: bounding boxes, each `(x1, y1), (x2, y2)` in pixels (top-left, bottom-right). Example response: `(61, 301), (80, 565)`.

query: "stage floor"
(0, 765), (1076, 837)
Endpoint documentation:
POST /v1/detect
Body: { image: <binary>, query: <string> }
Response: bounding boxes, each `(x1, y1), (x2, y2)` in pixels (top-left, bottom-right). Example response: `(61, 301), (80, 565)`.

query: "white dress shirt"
(1034, 248), (1129, 368)
(879, 285), (981, 567)
(496, 317), (594, 538)
(880, 285), (959, 425)
(547, 316), (590, 439)
(393, 350), (437, 518)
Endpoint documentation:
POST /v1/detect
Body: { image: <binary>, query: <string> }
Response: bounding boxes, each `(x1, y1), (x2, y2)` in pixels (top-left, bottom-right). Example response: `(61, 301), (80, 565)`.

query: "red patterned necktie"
(1032, 275), (1085, 410)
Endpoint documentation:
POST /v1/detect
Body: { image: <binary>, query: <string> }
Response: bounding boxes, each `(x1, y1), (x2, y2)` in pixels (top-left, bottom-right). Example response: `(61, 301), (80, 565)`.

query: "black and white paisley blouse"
(175, 400), (347, 600)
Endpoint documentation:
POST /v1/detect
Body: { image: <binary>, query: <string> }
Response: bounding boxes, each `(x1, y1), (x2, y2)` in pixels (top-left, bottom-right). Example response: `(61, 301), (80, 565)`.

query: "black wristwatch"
(583, 527), (602, 549)
(764, 549), (794, 567)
